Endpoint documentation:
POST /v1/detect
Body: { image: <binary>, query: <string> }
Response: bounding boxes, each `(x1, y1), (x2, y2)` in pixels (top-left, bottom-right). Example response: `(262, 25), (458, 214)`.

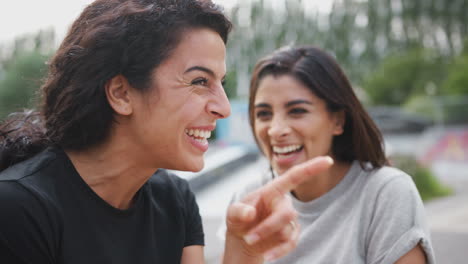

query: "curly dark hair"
(0, 0), (232, 171)
(0, 110), (50, 171)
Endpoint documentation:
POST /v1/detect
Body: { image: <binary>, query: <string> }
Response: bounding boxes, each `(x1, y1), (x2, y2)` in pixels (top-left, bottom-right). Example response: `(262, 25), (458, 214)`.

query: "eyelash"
(289, 108), (308, 115)
(191, 77), (209, 86)
(255, 110), (272, 119)
(255, 108), (308, 120)
(191, 78), (226, 87)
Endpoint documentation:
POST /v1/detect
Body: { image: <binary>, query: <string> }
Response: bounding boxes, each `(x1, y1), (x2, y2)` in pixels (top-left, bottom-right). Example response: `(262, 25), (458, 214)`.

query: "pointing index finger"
(261, 156), (333, 202)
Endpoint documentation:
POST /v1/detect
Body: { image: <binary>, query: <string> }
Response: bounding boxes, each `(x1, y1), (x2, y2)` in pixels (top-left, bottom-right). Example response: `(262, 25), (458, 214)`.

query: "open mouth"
(185, 128), (211, 143)
(272, 145), (304, 156)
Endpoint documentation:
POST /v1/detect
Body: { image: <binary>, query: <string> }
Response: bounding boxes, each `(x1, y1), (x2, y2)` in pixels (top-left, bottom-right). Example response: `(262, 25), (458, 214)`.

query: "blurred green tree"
(0, 30), (54, 118)
(0, 51), (49, 116)
(225, 0), (468, 98)
(442, 40), (468, 95)
(363, 47), (448, 105)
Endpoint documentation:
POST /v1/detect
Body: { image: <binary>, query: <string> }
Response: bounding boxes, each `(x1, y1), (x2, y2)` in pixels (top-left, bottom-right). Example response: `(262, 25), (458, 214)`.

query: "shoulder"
(0, 147), (64, 216)
(0, 148), (62, 210)
(362, 166), (434, 264)
(354, 164), (426, 226)
(360, 165), (426, 228)
(0, 180), (33, 209)
(0, 179), (44, 227)
(364, 165), (419, 200)
(0, 179), (61, 263)
(0, 147), (67, 211)
(0, 147), (58, 182)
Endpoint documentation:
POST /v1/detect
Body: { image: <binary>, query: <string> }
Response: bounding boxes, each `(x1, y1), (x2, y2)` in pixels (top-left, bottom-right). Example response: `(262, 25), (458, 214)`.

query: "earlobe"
(333, 111), (345, 135)
(105, 75), (133, 116)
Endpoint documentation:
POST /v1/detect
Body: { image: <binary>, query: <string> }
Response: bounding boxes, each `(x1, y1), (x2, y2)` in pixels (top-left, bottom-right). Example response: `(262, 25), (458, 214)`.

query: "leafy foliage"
(363, 47), (448, 105)
(0, 30), (54, 118)
(442, 54), (468, 95)
(391, 155), (452, 201)
(0, 51), (49, 116)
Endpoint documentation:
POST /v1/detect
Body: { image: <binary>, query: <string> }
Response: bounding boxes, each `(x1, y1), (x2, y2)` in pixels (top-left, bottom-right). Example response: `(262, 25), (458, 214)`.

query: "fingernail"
(324, 156), (334, 164)
(244, 233), (260, 245)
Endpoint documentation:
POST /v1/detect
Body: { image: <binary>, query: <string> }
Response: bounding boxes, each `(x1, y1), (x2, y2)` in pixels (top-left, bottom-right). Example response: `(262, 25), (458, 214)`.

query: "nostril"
(211, 111), (224, 118)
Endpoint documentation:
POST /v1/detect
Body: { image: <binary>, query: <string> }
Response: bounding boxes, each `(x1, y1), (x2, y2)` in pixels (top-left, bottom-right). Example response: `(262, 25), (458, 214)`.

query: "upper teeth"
(185, 129), (211, 139)
(273, 145), (302, 154)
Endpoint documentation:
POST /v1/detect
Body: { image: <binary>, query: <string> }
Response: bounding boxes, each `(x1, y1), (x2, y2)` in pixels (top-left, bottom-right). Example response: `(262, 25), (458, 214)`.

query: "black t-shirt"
(0, 147), (204, 263)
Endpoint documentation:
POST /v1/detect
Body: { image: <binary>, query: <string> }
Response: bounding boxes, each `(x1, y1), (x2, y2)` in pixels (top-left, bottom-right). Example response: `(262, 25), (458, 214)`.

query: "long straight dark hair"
(249, 46), (387, 169)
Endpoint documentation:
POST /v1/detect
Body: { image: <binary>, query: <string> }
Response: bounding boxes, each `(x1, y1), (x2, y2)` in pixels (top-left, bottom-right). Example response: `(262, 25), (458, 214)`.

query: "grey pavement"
(425, 166), (468, 264)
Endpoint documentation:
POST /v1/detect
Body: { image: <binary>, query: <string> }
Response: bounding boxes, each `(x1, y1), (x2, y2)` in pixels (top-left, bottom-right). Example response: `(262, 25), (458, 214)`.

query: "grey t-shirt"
(220, 161), (436, 264)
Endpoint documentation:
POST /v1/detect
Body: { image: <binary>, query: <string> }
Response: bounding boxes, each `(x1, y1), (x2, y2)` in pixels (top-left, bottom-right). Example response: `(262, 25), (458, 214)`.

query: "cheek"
(254, 124), (271, 154)
(254, 123), (267, 141)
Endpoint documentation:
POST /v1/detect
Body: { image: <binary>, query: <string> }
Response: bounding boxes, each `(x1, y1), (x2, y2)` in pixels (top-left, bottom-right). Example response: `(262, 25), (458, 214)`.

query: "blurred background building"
(1, 0), (467, 263)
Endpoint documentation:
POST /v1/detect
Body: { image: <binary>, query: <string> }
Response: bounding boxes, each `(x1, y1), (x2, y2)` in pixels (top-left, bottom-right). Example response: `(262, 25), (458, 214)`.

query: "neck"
(291, 160), (352, 202)
(66, 137), (157, 210)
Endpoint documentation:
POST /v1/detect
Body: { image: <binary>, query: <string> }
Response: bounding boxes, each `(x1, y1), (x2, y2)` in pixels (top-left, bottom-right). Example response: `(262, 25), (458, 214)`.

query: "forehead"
(156, 27), (227, 77)
(255, 74), (315, 102)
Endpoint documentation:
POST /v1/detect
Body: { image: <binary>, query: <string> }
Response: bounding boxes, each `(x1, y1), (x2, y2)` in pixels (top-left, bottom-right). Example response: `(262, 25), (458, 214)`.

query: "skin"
(223, 157), (333, 263)
(252, 74), (427, 262)
(396, 245), (427, 264)
(253, 74), (349, 202)
(67, 28), (230, 209)
(65, 28), (335, 263)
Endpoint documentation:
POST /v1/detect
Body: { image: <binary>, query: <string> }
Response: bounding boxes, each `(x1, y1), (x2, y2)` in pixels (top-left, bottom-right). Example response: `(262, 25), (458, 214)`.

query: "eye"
(289, 108), (308, 115)
(191, 77), (209, 86)
(255, 110), (272, 120)
(221, 79), (226, 87)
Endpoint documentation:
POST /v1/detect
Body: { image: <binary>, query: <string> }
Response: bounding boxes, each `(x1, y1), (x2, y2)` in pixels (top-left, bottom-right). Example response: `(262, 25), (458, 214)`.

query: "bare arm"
(395, 244), (427, 264)
(181, 245), (205, 264)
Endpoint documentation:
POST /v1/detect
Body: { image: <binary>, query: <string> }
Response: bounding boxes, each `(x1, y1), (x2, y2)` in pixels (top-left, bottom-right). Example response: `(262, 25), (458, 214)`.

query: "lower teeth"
(192, 137), (205, 143)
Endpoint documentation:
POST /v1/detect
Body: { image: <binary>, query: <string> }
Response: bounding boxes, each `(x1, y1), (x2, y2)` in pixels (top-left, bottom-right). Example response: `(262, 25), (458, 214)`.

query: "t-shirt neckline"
(290, 160), (361, 215)
(50, 147), (145, 216)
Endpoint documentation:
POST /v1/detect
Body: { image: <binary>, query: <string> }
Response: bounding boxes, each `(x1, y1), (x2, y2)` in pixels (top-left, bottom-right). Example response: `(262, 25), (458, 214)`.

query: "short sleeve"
(181, 182), (205, 247)
(0, 182), (58, 264)
(365, 174), (436, 264)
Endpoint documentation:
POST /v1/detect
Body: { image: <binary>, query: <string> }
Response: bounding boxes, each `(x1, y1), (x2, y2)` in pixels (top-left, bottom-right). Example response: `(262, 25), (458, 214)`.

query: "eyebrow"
(285, 99), (313, 107)
(254, 103), (271, 109)
(184, 66), (226, 80)
(254, 100), (313, 109)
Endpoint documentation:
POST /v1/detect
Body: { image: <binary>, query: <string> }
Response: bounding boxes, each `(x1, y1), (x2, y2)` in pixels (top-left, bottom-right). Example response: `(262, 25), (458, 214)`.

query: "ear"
(105, 75), (133, 116)
(332, 110), (345, 136)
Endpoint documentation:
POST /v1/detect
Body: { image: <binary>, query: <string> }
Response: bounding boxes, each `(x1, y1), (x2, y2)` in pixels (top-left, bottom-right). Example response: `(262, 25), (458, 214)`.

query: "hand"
(225, 156), (333, 262)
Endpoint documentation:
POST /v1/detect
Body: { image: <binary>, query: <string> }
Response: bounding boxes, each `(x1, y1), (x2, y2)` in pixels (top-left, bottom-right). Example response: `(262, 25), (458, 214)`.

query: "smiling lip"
(185, 125), (215, 152)
(187, 125), (216, 132)
(272, 146), (304, 167)
(187, 135), (209, 152)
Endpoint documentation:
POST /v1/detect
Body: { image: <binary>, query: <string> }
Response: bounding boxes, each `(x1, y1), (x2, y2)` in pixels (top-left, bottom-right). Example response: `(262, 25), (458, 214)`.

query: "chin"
(178, 159), (205, 172)
(188, 162), (204, 172)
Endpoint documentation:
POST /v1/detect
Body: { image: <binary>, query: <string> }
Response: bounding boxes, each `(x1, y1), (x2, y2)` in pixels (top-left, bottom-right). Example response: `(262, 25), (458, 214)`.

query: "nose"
(207, 84), (231, 119)
(267, 115), (291, 139)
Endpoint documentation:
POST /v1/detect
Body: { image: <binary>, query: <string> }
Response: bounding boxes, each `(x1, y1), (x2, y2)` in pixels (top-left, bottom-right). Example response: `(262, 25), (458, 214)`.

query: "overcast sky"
(0, 0), (333, 45)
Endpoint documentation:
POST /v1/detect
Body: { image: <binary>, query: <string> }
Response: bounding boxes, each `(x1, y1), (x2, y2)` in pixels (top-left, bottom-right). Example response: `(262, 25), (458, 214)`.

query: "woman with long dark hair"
(225, 46), (435, 263)
(0, 2), (333, 263)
